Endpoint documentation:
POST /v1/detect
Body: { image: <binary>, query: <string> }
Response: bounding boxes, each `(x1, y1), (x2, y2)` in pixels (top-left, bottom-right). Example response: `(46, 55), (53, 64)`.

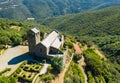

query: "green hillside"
(42, 6), (120, 36)
(42, 7), (120, 83)
(0, 18), (50, 47)
(42, 6), (120, 65)
(0, 0), (120, 21)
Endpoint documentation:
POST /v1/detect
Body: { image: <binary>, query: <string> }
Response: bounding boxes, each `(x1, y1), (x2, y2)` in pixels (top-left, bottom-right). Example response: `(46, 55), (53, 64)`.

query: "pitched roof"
(31, 28), (39, 33)
(51, 37), (62, 49)
(41, 31), (59, 48)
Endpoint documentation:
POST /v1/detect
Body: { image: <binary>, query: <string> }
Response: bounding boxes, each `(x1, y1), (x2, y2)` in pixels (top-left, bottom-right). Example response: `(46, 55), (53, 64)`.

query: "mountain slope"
(0, 0), (120, 21)
(42, 6), (120, 36)
(42, 7), (120, 66)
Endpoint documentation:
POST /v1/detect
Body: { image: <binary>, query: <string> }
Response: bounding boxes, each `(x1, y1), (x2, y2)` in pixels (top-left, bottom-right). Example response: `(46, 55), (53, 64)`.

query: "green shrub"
(73, 53), (82, 63)
(47, 66), (53, 73)
(0, 76), (17, 83)
(64, 41), (73, 49)
(51, 56), (64, 73)
(87, 71), (95, 83)
(41, 74), (54, 82)
(0, 68), (11, 76)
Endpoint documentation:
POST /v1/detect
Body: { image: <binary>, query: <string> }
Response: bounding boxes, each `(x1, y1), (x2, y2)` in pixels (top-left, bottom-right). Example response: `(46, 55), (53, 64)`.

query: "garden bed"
(10, 61), (43, 82)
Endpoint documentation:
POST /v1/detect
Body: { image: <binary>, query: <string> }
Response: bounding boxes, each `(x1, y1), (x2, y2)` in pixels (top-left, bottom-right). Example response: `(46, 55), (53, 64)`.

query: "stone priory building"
(27, 28), (66, 59)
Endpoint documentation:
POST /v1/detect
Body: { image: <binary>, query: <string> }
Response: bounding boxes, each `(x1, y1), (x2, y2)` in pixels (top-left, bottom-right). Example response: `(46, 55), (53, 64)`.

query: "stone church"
(27, 28), (65, 59)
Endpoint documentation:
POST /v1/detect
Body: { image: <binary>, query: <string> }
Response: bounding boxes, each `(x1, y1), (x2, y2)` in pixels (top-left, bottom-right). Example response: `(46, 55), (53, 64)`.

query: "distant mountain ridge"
(42, 6), (120, 37)
(0, 0), (120, 21)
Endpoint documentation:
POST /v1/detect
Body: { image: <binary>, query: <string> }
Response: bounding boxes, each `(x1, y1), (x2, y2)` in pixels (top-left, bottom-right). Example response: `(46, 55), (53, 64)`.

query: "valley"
(0, 0), (120, 21)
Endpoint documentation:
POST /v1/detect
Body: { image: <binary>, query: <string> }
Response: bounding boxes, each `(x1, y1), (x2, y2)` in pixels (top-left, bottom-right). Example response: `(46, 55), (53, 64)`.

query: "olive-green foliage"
(79, 35), (120, 64)
(0, 18), (50, 47)
(64, 61), (85, 83)
(0, 76), (17, 83)
(73, 53), (82, 63)
(87, 71), (96, 83)
(51, 56), (64, 73)
(84, 49), (120, 83)
(47, 66), (53, 73)
(41, 74), (54, 82)
(64, 41), (73, 49)
(43, 7), (120, 83)
(0, 68), (11, 76)
(1, 0), (118, 21)
(43, 6), (120, 37)
(84, 49), (102, 75)
(43, 6), (120, 65)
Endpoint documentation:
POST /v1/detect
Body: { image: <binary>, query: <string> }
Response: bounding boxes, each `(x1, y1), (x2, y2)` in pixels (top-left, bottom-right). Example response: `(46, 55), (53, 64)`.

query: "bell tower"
(27, 28), (40, 54)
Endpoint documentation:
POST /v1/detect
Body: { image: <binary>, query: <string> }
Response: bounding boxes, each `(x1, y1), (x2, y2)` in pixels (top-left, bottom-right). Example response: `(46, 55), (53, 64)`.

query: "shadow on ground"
(8, 52), (33, 65)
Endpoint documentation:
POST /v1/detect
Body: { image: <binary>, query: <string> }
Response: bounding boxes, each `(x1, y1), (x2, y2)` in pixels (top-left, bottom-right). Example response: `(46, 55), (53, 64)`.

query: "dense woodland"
(84, 49), (120, 83)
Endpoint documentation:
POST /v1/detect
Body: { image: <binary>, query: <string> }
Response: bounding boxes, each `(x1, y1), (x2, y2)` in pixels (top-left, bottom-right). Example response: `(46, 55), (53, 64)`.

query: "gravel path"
(0, 45), (29, 76)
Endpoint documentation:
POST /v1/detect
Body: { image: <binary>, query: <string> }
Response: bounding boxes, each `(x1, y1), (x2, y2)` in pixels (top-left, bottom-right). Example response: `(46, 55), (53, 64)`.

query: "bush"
(73, 53), (82, 63)
(41, 74), (54, 82)
(47, 66), (53, 73)
(51, 56), (64, 73)
(83, 49), (102, 75)
(0, 68), (11, 76)
(0, 76), (17, 83)
(64, 41), (73, 49)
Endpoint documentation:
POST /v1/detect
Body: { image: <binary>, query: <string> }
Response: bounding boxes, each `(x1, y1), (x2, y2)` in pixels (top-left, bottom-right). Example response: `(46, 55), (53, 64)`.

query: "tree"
(73, 53), (82, 63)
(51, 56), (64, 73)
